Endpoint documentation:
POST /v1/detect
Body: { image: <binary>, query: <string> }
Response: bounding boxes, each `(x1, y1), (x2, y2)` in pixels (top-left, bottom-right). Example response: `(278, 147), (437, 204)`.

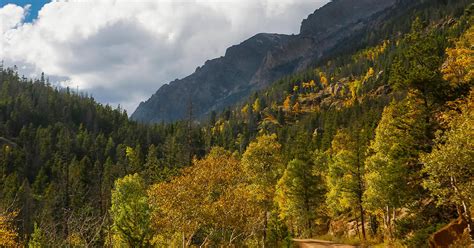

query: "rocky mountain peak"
(131, 0), (398, 123)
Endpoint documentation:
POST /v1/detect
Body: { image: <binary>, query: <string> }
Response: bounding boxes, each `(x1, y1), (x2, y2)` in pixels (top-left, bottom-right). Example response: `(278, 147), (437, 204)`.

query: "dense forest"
(1, 0), (473, 247)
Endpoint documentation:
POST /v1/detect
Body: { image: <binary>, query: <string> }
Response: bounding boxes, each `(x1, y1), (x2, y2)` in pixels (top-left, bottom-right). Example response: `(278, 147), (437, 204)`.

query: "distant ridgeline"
(0, 0), (473, 247)
(131, 0), (398, 123)
(132, 0), (471, 124)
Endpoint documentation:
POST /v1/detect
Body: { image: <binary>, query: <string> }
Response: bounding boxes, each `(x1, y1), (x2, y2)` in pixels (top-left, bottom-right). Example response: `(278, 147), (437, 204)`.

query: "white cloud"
(0, 4), (26, 35)
(0, 0), (328, 113)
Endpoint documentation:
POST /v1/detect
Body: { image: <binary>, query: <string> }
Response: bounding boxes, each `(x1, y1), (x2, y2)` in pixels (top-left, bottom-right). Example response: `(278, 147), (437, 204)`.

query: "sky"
(0, 0), (329, 114)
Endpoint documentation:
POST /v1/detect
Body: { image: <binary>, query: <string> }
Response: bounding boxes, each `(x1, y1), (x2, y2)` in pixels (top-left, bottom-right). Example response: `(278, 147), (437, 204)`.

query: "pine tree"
(364, 94), (428, 237)
(275, 159), (325, 237)
(326, 129), (367, 240)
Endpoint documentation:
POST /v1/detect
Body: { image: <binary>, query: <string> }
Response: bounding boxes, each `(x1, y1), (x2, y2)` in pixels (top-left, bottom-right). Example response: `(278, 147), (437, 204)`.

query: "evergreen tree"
(275, 159), (325, 237)
(326, 129), (367, 240)
(364, 94), (428, 237)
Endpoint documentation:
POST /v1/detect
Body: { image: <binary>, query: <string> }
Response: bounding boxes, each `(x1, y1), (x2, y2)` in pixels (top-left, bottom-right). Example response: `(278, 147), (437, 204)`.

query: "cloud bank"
(0, 0), (328, 113)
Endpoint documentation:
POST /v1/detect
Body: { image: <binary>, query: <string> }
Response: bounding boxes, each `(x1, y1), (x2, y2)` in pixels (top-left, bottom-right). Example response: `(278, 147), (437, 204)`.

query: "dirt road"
(293, 239), (358, 248)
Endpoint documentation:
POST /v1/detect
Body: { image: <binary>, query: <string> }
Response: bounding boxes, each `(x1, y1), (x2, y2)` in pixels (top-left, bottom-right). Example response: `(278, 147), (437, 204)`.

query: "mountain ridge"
(131, 0), (397, 123)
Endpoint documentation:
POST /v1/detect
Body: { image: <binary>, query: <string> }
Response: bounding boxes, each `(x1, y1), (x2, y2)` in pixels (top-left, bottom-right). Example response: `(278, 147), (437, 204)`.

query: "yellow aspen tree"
(0, 211), (19, 247)
(283, 96), (292, 112)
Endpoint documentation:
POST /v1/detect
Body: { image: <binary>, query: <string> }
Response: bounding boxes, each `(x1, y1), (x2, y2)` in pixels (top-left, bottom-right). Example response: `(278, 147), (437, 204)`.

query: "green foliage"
(326, 129), (368, 239)
(28, 222), (47, 248)
(242, 134), (284, 201)
(110, 174), (152, 247)
(421, 91), (474, 215)
(389, 17), (447, 102)
(241, 134), (284, 244)
(0, 66), (201, 245)
(0, 1), (472, 246)
(365, 93), (430, 208)
(275, 159), (325, 237)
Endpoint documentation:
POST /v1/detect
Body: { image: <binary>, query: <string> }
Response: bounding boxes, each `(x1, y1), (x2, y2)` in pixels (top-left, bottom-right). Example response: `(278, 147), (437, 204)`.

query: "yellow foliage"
(364, 67), (375, 82)
(353, 40), (390, 62)
(148, 148), (261, 245)
(68, 232), (86, 247)
(0, 211), (18, 247)
(367, 67), (375, 78)
(219, 121), (227, 133)
(3, 145), (11, 154)
(263, 113), (278, 125)
(349, 79), (362, 100)
(293, 85), (299, 93)
(125, 146), (134, 158)
(283, 95), (292, 112)
(293, 102), (301, 113)
(241, 104), (249, 115)
(302, 80), (316, 91)
(253, 98), (261, 112)
(320, 74), (329, 88)
(442, 26), (474, 87)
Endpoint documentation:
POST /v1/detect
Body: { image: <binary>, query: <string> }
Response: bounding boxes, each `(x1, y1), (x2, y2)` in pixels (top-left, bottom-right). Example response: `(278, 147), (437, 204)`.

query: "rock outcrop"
(131, 0), (398, 123)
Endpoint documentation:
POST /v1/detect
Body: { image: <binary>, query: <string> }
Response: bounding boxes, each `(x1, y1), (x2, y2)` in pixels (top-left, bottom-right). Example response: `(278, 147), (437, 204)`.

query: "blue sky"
(1, 0), (50, 22)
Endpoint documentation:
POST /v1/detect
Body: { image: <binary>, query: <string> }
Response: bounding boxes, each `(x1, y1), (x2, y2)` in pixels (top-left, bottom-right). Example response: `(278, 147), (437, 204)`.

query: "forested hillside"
(0, 67), (208, 246)
(1, 0), (473, 247)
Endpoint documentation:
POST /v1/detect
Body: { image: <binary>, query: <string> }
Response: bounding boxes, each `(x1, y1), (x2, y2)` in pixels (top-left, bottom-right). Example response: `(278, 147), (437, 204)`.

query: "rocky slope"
(131, 0), (397, 123)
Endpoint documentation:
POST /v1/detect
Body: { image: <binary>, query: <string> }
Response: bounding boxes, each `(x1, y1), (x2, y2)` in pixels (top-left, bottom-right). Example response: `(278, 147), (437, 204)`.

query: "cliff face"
(131, 0), (397, 123)
(131, 33), (293, 122)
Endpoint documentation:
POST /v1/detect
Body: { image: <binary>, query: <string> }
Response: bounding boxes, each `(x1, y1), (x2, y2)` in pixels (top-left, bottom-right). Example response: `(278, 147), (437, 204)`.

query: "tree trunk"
(355, 132), (366, 241)
(451, 176), (474, 243)
(359, 203), (366, 241)
(263, 210), (267, 248)
(304, 191), (312, 237)
(385, 205), (392, 239)
(355, 218), (360, 240)
(182, 232), (185, 248)
(461, 200), (474, 244)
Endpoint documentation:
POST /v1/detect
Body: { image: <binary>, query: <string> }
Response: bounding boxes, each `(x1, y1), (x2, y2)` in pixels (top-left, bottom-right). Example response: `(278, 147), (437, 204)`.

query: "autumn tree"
(110, 173), (152, 247)
(421, 90), (474, 241)
(320, 73), (329, 88)
(241, 134), (284, 246)
(283, 95), (292, 112)
(148, 147), (259, 246)
(293, 102), (301, 114)
(0, 210), (18, 247)
(441, 25), (473, 88)
(253, 98), (262, 112)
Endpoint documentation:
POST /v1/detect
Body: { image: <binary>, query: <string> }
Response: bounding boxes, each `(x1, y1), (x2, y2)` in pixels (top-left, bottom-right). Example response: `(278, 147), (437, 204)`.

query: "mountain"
(1, 0), (472, 246)
(131, 0), (397, 123)
(132, 33), (293, 122)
